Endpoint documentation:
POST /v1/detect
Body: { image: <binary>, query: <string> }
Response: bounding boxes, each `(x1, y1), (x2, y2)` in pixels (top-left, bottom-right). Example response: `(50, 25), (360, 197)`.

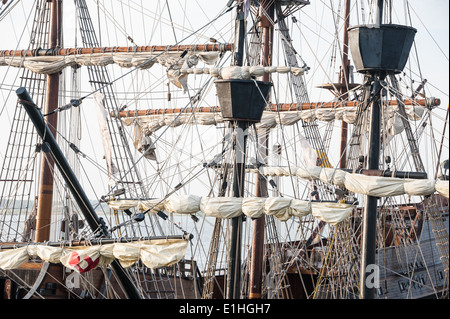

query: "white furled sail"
(435, 180), (450, 198)
(0, 51), (220, 75)
(107, 195), (354, 224)
(0, 239), (188, 272)
(256, 166), (449, 198)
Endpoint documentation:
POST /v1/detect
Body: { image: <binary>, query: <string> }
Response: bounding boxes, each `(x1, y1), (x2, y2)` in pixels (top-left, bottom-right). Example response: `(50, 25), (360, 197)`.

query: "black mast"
(226, 0), (246, 300)
(358, 0), (384, 299)
(359, 76), (383, 299)
(348, 0), (417, 299)
(16, 87), (143, 299)
(215, 0), (272, 299)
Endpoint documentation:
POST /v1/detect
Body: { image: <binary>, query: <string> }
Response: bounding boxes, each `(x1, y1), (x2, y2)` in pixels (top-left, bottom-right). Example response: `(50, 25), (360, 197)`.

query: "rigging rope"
(66, 3), (235, 108)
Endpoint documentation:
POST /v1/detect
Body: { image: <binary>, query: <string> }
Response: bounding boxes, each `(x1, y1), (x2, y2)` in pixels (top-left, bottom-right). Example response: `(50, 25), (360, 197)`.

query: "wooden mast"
(249, 0), (274, 300)
(34, 0), (62, 243)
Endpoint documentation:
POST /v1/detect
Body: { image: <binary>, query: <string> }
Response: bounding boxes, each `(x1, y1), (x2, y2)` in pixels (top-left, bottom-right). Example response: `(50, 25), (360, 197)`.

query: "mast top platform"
(348, 24), (416, 74)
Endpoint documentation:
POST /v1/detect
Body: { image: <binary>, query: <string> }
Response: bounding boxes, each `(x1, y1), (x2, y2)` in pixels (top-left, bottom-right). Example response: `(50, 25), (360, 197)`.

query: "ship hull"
(1, 260), (201, 299)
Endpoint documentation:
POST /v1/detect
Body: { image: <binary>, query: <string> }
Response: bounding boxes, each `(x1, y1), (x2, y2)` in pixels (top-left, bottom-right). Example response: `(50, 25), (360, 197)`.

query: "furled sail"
(435, 180), (449, 198)
(0, 238), (188, 272)
(105, 168), (447, 227)
(0, 51), (221, 92)
(0, 51), (221, 74)
(117, 98), (438, 156)
(256, 166), (449, 198)
(179, 65), (307, 79)
(107, 195), (354, 225)
(119, 109), (359, 138)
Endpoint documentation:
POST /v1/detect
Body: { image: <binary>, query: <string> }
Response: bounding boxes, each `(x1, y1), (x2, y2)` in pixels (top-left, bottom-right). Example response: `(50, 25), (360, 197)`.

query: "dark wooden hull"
(1, 259), (201, 299)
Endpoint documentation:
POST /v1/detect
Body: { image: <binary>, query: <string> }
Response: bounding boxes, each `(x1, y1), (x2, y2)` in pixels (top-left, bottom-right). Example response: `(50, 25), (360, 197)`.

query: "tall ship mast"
(0, 0), (448, 301)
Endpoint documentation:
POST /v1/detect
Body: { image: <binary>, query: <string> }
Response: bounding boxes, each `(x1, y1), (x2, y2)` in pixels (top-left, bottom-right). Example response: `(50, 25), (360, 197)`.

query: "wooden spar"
(34, 0), (62, 243)
(111, 98), (438, 118)
(339, 0), (351, 169)
(249, 0), (274, 300)
(0, 43), (233, 57)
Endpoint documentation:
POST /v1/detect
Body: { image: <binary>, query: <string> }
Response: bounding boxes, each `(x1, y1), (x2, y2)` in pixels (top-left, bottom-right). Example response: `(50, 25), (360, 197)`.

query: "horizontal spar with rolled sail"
(0, 236), (190, 272)
(0, 235), (190, 250)
(112, 98), (440, 117)
(0, 43), (233, 57)
(0, 43), (233, 75)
